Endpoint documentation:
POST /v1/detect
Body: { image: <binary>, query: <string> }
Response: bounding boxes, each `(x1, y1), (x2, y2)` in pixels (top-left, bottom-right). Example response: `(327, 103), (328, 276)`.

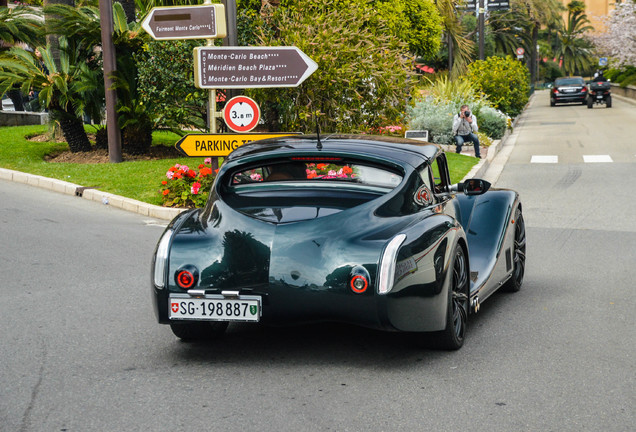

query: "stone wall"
(0, 111), (49, 127)
(611, 84), (636, 101)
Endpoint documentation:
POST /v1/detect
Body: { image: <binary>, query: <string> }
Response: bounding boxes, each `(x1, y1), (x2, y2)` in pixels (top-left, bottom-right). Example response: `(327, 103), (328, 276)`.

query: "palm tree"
(46, 2), (153, 154)
(503, 0), (564, 83)
(0, 6), (45, 49)
(487, 8), (532, 58)
(0, 6), (46, 111)
(436, 0), (473, 78)
(555, 1), (594, 76)
(0, 40), (97, 152)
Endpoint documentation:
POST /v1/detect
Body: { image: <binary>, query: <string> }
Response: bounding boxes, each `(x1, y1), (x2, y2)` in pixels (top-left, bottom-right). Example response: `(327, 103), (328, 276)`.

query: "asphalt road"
(1, 91), (634, 431)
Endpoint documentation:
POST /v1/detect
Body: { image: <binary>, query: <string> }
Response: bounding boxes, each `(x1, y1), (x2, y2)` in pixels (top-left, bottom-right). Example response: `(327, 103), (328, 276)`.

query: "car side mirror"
(450, 178), (491, 196)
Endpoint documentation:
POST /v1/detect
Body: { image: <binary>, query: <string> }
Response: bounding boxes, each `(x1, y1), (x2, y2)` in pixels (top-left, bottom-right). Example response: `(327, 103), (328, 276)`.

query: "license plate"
(169, 295), (261, 322)
(597, 95), (603, 99)
(563, 88), (575, 93)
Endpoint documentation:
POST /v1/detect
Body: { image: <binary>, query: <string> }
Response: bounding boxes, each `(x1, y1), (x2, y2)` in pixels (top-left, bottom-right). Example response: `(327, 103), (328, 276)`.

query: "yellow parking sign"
(175, 133), (298, 157)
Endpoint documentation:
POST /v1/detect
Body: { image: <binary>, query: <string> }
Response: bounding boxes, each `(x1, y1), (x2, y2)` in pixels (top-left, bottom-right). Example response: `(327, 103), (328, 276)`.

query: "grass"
(0, 125), (478, 206)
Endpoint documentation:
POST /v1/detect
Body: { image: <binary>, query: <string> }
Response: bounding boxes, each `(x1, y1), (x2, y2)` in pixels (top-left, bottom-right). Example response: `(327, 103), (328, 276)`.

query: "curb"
(0, 167), (184, 221)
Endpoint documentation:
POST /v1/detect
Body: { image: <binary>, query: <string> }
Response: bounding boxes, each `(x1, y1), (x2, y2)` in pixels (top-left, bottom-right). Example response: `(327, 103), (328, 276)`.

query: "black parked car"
(550, 77), (588, 106)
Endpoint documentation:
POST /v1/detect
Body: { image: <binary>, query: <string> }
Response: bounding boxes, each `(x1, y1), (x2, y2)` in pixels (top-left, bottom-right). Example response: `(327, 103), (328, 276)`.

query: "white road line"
(531, 155), (559, 163)
(583, 155), (613, 163)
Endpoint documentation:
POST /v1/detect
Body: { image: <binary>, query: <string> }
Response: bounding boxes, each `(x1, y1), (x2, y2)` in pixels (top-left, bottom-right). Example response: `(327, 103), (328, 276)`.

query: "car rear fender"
(379, 214), (467, 332)
(454, 189), (520, 298)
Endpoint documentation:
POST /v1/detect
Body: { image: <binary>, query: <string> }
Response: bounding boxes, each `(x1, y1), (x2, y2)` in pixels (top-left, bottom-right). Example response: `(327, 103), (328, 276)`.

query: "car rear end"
(551, 77), (587, 105)
(151, 150), (415, 331)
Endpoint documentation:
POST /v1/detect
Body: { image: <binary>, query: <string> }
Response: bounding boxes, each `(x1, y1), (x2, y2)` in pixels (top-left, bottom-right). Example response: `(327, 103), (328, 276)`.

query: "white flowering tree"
(594, 1), (636, 67)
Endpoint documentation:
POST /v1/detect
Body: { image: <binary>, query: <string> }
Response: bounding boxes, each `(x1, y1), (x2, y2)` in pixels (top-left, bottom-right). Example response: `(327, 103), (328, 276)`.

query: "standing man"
(452, 105), (481, 159)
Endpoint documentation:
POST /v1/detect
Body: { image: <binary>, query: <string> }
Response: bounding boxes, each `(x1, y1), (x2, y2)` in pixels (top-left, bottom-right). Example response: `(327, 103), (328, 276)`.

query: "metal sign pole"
(478, 0), (485, 61)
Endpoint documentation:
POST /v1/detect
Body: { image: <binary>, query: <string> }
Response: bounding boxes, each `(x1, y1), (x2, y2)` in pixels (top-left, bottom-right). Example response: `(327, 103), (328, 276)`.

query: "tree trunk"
(122, 123), (152, 155)
(58, 114), (92, 152)
(530, 21), (539, 84)
(44, 0), (75, 70)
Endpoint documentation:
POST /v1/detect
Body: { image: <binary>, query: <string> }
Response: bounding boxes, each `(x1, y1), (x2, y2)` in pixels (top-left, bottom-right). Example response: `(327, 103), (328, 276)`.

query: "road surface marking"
(583, 155), (613, 163)
(531, 155), (558, 163)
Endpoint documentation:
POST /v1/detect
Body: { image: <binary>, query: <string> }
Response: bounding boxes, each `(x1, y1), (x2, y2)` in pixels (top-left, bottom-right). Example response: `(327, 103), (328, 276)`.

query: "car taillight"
(553, 88), (558, 94)
(175, 266), (199, 289)
(582, 87), (587, 92)
(349, 265), (371, 294)
(350, 275), (368, 293)
(291, 157), (342, 161)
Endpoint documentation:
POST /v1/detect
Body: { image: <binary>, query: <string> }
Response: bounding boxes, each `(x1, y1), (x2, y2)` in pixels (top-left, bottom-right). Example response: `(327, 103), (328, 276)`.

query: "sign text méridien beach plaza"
(194, 47), (318, 89)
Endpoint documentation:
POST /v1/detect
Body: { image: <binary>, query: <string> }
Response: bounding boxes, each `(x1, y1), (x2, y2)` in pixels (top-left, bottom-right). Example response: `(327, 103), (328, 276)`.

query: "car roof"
(225, 134), (440, 168)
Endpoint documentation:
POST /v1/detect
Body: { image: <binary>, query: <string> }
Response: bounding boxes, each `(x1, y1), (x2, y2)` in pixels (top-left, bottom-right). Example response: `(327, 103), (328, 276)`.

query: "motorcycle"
(587, 81), (612, 108)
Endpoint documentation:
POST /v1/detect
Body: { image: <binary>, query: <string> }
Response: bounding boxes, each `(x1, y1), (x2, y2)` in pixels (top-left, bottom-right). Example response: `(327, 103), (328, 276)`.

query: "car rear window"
(555, 78), (584, 86)
(230, 161), (403, 190)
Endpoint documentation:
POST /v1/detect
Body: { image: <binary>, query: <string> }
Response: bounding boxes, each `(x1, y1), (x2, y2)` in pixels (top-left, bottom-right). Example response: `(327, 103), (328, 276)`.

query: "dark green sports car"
(151, 135), (525, 350)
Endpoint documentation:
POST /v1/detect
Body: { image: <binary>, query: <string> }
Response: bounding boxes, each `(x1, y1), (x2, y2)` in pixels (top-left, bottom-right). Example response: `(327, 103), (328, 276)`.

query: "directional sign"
(175, 133), (299, 157)
(223, 96), (260, 133)
(193, 46), (318, 89)
(141, 5), (226, 40)
(599, 57), (608, 66)
(456, 0), (509, 12)
(487, 1), (510, 11)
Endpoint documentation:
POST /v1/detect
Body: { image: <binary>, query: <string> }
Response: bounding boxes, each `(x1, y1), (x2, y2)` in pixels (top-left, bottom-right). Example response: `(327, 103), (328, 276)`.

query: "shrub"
(466, 56), (530, 117)
(475, 106), (507, 140)
(407, 76), (503, 145)
(605, 66), (636, 87)
(160, 159), (216, 208)
(247, 0), (414, 133)
(136, 39), (208, 131)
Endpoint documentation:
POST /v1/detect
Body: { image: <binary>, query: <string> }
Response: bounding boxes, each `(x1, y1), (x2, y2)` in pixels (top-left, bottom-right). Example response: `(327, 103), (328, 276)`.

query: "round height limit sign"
(223, 96), (260, 132)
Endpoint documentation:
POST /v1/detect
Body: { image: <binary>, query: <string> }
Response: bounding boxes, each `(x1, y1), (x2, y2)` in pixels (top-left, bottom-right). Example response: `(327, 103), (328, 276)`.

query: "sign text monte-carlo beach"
(194, 46), (319, 89)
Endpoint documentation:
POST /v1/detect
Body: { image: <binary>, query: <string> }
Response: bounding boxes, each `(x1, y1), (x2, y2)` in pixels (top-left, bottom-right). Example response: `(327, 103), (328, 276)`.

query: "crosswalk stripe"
(583, 155), (613, 163)
(531, 155), (558, 163)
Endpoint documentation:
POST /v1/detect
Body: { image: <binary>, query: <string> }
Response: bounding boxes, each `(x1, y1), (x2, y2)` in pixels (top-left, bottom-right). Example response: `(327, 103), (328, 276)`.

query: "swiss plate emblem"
(250, 305), (258, 316)
(171, 303), (179, 313)
(414, 185), (433, 206)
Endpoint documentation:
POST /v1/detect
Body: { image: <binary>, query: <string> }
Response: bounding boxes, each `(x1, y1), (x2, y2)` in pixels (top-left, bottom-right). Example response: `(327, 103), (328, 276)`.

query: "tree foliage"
(237, 0), (442, 58)
(136, 39), (208, 131)
(0, 39), (96, 152)
(593, 0), (636, 68)
(554, 1), (594, 76)
(0, 6), (45, 49)
(247, 0), (415, 133)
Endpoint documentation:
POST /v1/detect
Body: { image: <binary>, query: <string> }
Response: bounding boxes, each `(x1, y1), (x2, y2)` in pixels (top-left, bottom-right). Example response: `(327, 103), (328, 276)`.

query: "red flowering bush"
(374, 125), (404, 136)
(160, 158), (216, 208)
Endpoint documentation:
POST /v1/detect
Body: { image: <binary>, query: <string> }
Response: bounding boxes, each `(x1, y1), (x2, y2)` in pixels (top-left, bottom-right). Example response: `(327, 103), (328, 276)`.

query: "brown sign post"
(193, 46), (318, 89)
(141, 4), (227, 40)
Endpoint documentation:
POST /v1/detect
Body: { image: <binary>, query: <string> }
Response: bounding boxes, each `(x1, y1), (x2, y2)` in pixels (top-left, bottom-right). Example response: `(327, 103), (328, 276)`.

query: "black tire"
(503, 208), (526, 292)
(587, 97), (593, 109)
(434, 246), (469, 350)
(169, 321), (229, 341)
(550, 99), (556, 107)
(606, 95), (612, 108)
